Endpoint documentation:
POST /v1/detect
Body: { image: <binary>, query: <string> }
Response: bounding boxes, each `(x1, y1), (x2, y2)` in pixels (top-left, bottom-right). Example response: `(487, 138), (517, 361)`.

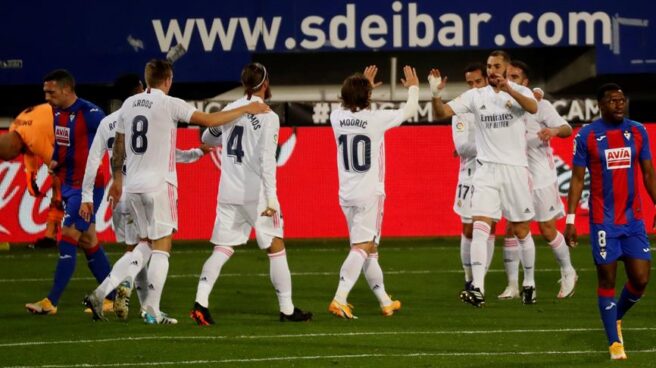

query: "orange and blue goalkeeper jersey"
(9, 103), (54, 168)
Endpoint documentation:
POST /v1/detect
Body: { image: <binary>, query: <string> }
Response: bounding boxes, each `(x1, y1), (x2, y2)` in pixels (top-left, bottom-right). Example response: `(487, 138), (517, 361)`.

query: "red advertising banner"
(2, 125), (656, 242)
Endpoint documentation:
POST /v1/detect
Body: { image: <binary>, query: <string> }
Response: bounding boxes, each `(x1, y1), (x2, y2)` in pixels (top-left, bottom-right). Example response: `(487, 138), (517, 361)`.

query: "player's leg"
(26, 186), (82, 315)
(499, 221), (520, 299)
(142, 184), (178, 324)
(0, 131), (25, 160)
(486, 223), (496, 271)
(538, 219), (577, 298)
(502, 165), (537, 304)
(460, 221), (473, 290)
(616, 231), (651, 348)
(191, 203), (245, 326)
(590, 225), (625, 358)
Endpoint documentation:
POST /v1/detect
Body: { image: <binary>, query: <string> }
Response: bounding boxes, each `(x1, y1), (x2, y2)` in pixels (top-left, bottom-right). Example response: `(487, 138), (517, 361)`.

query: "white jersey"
(116, 88), (196, 193)
(217, 95), (279, 205)
(448, 82), (536, 167)
(330, 106), (405, 205)
(452, 113), (477, 183)
(526, 99), (570, 188)
(82, 109), (203, 203)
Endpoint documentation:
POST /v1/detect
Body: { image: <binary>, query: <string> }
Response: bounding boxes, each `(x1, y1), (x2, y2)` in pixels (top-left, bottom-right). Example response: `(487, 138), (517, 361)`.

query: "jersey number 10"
(338, 134), (371, 172)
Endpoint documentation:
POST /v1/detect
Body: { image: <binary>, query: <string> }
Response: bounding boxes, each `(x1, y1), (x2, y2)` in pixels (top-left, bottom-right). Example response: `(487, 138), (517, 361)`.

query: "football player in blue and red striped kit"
(26, 70), (114, 315)
(565, 83), (656, 360)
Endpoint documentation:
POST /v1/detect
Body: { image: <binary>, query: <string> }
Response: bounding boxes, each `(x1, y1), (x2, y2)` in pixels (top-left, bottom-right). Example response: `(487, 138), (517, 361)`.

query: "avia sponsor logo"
(480, 113), (513, 129)
(605, 147), (631, 170)
(54, 126), (71, 147)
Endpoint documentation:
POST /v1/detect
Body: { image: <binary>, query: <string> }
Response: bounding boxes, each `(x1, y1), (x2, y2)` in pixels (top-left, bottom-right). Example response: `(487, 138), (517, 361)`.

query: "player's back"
(10, 103), (54, 163)
(118, 88), (194, 193)
(218, 95), (280, 205)
(330, 106), (404, 205)
(575, 118), (650, 227)
(525, 99), (568, 186)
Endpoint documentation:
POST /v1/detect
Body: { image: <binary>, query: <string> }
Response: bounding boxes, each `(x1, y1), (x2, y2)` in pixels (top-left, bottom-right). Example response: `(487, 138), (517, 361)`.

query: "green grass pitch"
(0, 237), (654, 367)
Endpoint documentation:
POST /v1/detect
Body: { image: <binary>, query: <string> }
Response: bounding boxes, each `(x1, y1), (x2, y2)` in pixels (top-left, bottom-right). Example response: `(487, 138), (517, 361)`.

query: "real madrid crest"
(505, 100), (512, 109)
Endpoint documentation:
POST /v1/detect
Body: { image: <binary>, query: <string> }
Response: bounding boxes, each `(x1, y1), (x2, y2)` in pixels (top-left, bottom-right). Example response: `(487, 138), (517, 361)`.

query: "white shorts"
(471, 162), (534, 222)
(210, 198), (284, 249)
(341, 195), (384, 245)
(453, 179), (474, 223)
(112, 199), (139, 245)
(532, 183), (565, 222)
(126, 184), (178, 241)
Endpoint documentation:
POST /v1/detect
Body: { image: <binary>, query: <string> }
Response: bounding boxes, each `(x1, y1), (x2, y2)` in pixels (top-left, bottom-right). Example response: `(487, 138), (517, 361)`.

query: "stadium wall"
(1, 124), (655, 242)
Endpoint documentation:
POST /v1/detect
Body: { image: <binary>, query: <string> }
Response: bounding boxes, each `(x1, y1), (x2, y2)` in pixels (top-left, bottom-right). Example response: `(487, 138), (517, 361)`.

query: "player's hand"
(537, 128), (557, 142)
(25, 169), (42, 197)
(199, 144), (213, 155)
(400, 65), (419, 88)
(108, 181), (122, 209)
(363, 65), (383, 89)
(564, 224), (578, 248)
(493, 74), (511, 93)
(428, 68), (447, 97)
(48, 160), (58, 175)
(532, 88), (544, 101)
(244, 102), (270, 115)
(261, 207), (277, 217)
(262, 196), (280, 217)
(79, 202), (94, 223)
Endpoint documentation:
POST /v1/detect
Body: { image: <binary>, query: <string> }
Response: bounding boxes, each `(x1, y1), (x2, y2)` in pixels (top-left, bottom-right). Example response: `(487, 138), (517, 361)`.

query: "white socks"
(460, 235), (472, 282)
(268, 249), (294, 315)
(471, 221), (491, 294)
(195, 246), (234, 308)
(549, 232), (575, 274)
(334, 248), (368, 304)
(363, 252), (392, 307)
(518, 233), (536, 287)
(144, 250), (170, 317)
(503, 237), (520, 288)
(95, 241), (151, 299)
(486, 235), (495, 271)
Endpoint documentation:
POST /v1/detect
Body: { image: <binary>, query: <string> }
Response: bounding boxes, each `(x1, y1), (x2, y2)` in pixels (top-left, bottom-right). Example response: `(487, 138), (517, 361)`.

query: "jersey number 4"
(227, 126), (245, 163)
(338, 134), (371, 172)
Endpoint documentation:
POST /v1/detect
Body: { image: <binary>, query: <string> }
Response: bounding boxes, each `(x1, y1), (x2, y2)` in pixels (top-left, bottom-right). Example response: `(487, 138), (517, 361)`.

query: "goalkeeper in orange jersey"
(1, 103), (62, 247)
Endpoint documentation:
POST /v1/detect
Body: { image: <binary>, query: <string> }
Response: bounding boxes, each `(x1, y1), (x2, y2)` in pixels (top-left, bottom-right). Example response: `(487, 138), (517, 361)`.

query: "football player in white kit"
(84, 59), (269, 324)
(189, 62), (312, 325)
(80, 74), (210, 321)
(431, 63), (497, 294)
(328, 65), (419, 319)
(497, 61), (577, 302)
(432, 50), (538, 307)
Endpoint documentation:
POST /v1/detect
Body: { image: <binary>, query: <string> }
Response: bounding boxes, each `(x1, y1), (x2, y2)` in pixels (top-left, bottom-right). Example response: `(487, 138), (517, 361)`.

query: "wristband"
(565, 214), (575, 225)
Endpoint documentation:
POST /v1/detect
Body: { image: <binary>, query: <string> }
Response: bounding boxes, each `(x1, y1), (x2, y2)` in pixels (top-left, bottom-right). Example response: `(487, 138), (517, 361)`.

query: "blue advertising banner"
(1, 1), (654, 84)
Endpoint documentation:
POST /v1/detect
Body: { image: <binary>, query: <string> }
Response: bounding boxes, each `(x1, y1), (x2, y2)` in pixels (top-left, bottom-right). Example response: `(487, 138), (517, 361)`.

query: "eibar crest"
(624, 131), (631, 140)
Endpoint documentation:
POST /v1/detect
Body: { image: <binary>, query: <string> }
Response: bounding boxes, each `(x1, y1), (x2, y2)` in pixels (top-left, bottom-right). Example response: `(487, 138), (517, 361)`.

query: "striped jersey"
(52, 98), (105, 188)
(572, 118), (651, 225)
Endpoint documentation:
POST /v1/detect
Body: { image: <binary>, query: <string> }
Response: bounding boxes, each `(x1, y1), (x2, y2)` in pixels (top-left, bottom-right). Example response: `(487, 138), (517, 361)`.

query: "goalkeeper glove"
(25, 170), (42, 197)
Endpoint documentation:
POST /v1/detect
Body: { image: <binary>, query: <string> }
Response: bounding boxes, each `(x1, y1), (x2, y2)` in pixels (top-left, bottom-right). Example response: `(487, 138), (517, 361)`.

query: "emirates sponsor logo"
(605, 147), (631, 170)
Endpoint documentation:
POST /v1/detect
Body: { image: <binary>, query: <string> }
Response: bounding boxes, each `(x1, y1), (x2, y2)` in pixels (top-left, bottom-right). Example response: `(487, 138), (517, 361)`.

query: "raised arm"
(496, 76), (537, 113)
(400, 65), (420, 120)
(190, 102), (270, 127)
(428, 69), (455, 119)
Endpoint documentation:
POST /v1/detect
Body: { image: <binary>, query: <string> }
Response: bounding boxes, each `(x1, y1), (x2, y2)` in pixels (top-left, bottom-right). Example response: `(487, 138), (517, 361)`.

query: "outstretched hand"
(401, 65), (419, 87)
(245, 102), (271, 115)
(363, 65), (383, 89)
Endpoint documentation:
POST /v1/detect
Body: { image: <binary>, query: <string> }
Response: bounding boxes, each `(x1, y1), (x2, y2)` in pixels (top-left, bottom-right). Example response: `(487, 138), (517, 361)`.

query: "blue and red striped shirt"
(573, 118), (651, 225)
(52, 98), (106, 188)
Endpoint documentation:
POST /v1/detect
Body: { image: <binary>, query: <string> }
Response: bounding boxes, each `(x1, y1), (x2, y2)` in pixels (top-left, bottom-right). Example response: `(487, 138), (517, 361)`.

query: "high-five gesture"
(400, 65), (419, 88)
(363, 65), (383, 89)
(428, 68), (448, 97)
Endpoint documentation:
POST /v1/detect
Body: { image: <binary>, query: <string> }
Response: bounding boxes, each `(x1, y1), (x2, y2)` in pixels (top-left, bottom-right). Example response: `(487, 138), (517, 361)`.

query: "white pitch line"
(1, 327), (655, 348)
(5, 348), (656, 368)
(0, 267), (600, 283)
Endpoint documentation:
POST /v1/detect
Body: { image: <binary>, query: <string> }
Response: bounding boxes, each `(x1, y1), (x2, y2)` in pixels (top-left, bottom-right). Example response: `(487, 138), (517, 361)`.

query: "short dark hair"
(464, 62), (487, 77)
(144, 59), (173, 88)
(510, 60), (531, 81)
(43, 69), (75, 91)
(489, 50), (511, 63)
(113, 74), (142, 101)
(597, 83), (623, 102)
(241, 62), (268, 99)
(340, 73), (371, 112)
